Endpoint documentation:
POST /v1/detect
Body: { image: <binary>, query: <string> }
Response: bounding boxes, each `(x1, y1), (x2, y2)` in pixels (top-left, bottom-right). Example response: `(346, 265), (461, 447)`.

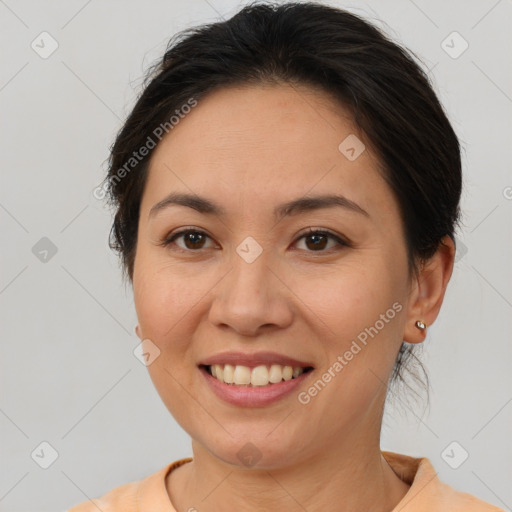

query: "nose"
(208, 250), (294, 337)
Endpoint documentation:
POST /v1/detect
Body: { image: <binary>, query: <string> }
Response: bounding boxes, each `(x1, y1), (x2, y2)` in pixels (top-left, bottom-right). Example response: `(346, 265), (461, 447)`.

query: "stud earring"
(415, 320), (427, 331)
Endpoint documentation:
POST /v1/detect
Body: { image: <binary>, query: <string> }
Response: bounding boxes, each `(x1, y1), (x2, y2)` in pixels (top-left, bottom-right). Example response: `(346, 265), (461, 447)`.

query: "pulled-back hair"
(101, 1), (462, 397)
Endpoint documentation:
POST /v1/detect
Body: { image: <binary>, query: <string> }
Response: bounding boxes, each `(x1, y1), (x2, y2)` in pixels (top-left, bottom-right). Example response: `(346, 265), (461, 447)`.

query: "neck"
(167, 434), (410, 512)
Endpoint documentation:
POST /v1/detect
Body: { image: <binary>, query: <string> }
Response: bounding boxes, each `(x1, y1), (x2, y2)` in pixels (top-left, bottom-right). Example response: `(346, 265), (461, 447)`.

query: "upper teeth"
(209, 364), (305, 386)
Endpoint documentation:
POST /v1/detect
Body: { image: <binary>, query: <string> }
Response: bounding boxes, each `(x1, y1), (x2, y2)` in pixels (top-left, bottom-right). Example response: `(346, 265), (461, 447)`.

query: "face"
(133, 83), (414, 469)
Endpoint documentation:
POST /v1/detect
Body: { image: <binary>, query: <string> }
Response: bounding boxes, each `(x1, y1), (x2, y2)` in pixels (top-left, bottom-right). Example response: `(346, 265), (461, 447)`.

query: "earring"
(415, 320), (427, 331)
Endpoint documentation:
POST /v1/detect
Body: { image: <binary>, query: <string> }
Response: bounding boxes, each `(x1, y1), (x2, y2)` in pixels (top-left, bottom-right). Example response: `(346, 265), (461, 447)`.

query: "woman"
(69, 2), (503, 510)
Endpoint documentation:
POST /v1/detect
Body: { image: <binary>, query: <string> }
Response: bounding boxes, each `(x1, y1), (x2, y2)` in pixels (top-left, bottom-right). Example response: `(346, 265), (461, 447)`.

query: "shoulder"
(66, 479), (140, 512)
(382, 451), (505, 512)
(427, 479), (505, 512)
(66, 458), (192, 512)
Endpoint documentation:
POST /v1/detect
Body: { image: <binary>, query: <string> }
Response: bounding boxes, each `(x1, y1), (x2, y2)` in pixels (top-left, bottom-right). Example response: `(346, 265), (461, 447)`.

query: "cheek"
(132, 262), (218, 399)
(297, 261), (393, 325)
(136, 302), (221, 446)
(133, 268), (202, 418)
(294, 260), (404, 371)
(295, 271), (404, 427)
(133, 258), (208, 342)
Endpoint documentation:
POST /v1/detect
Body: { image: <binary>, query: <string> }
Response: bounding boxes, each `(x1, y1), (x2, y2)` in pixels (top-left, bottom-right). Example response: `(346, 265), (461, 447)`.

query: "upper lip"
(199, 351), (314, 368)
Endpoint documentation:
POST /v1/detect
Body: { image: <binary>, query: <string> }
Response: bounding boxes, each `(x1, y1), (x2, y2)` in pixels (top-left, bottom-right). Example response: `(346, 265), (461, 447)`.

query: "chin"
(198, 431), (303, 471)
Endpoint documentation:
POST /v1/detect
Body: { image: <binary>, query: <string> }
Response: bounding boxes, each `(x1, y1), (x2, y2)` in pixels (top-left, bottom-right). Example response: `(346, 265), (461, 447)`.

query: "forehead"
(142, 83), (396, 224)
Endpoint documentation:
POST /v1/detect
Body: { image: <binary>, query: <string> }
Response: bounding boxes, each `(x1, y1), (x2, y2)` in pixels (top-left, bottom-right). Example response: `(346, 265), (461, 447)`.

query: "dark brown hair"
(101, 1), (462, 397)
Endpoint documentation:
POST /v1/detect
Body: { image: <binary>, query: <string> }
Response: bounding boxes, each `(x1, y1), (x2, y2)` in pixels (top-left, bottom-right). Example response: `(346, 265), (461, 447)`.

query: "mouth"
(198, 352), (315, 407)
(200, 363), (314, 387)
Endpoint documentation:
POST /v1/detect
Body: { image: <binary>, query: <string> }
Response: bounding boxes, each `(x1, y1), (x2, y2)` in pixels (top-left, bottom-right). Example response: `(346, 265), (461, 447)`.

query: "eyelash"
(160, 227), (350, 254)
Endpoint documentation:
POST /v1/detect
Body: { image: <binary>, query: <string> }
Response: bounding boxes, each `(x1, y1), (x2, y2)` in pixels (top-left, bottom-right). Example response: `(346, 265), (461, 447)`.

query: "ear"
(403, 235), (456, 344)
(135, 324), (142, 339)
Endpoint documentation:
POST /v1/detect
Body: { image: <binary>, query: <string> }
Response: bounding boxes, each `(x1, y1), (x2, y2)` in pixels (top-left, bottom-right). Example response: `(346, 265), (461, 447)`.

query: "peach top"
(67, 451), (504, 511)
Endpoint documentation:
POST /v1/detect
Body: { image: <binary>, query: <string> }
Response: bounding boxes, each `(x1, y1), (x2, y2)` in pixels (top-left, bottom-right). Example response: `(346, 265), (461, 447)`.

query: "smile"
(203, 363), (314, 387)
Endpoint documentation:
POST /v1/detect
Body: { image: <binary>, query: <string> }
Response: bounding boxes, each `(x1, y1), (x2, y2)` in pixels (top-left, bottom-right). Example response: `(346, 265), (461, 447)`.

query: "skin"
(133, 83), (455, 512)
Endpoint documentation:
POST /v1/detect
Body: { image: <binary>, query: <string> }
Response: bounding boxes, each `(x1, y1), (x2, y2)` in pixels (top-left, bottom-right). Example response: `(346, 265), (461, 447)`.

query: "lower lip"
(199, 366), (313, 407)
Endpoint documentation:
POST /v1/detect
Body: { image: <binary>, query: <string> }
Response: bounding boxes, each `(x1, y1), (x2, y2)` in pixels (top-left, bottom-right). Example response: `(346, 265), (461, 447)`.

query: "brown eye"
(163, 228), (348, 254)
(164, 229), (214, 251)
(295, 229), (348, 252)
(182, 231), (207, 249)
(304, 233), (328, 251)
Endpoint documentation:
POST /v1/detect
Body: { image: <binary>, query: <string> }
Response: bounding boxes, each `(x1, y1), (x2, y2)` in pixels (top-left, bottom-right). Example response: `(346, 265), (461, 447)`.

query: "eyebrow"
(148, 192), (369, 220)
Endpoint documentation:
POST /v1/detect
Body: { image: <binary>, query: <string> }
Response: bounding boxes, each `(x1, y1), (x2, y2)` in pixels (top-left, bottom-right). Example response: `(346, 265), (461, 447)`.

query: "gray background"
(1, 0), (511, 510)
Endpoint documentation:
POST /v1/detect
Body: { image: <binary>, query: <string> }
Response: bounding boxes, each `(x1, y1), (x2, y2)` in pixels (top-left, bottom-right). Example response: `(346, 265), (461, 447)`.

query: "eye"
(162, 228), (215, 251)
(294, 228), (349, 252)
(161, 227), (350, 253)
